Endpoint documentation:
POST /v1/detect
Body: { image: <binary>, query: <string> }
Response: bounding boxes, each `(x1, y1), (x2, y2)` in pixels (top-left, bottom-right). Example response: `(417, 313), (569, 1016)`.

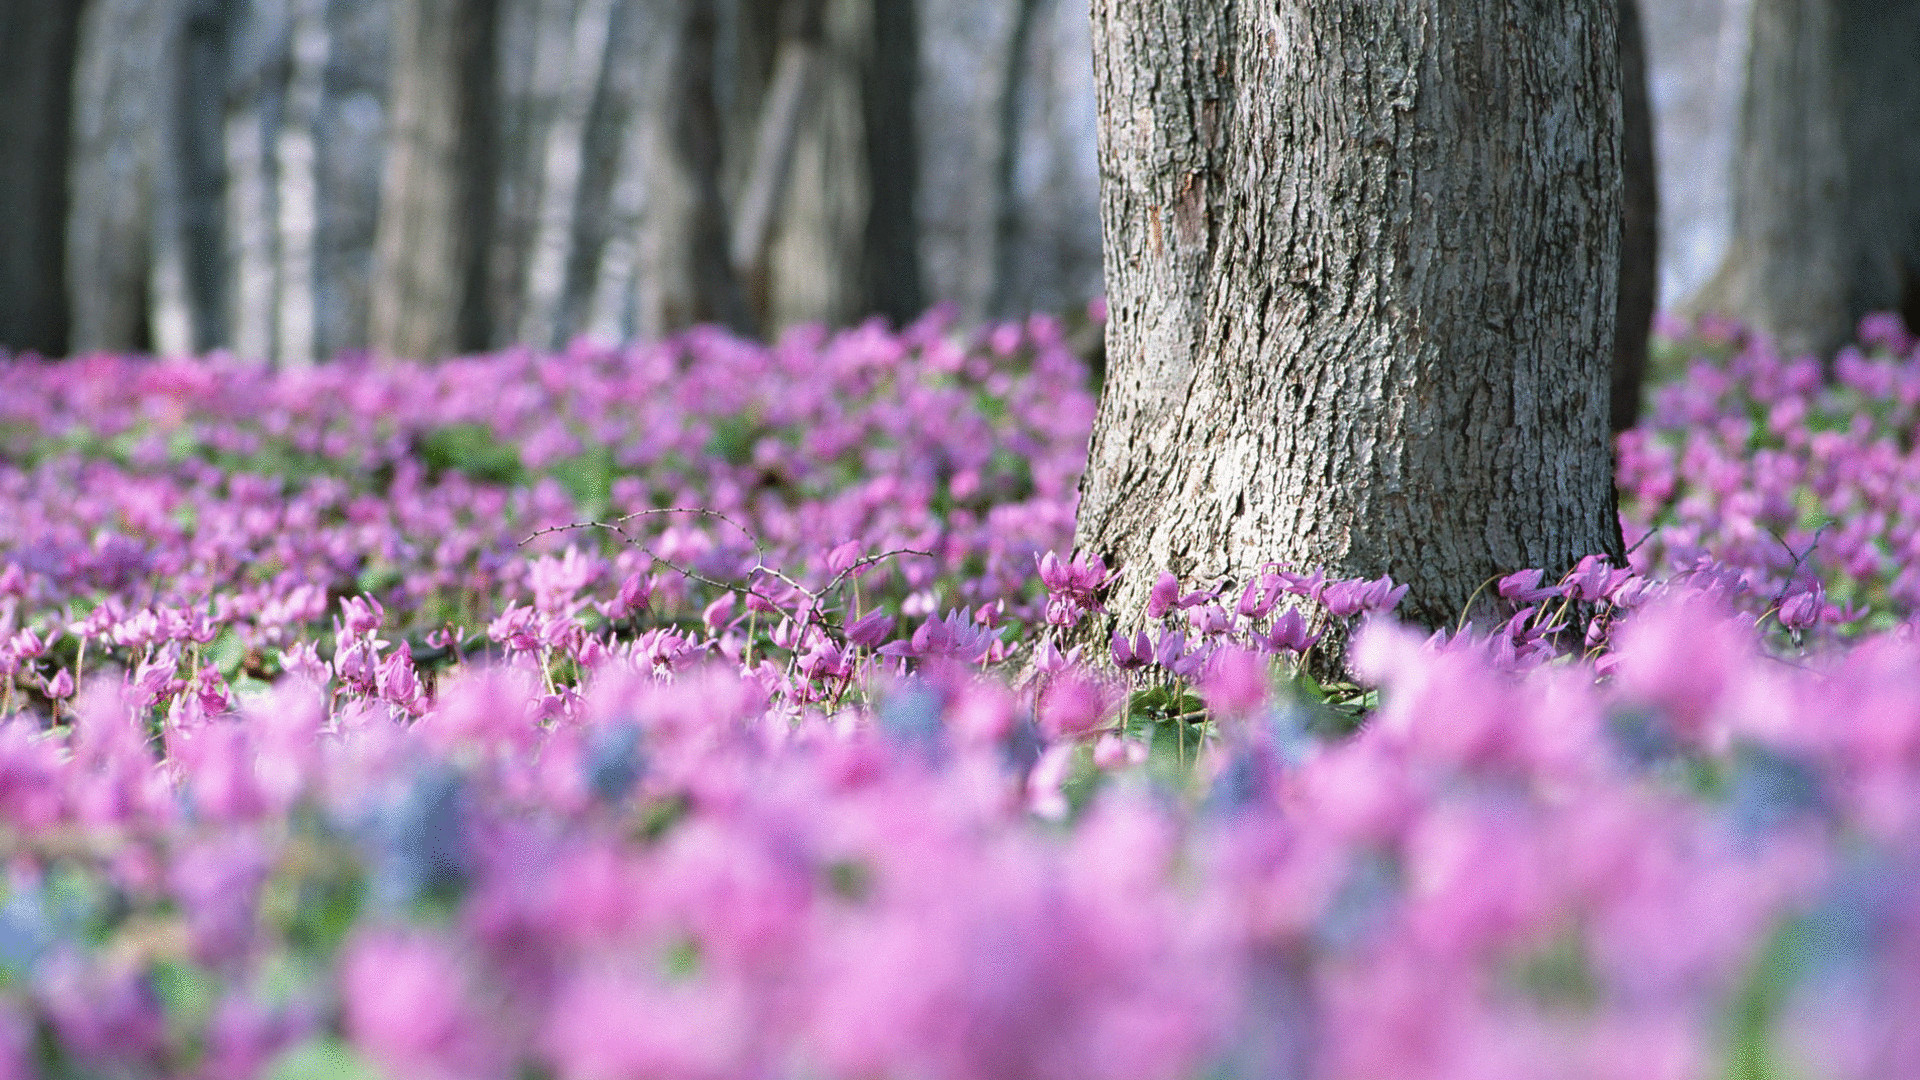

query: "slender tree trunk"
(861, 0), (924, 324)
(761, 0), (873, 329)
(1613, 0), (1658, 433)
(676, 2), (755, 333)
(916, 0), (1024, 321)
(731, 0), (828, 311)
(0, 0), (82, 357)
(177, 0), (233, 353)
(67, 0), (179, 354)
(1839, 1), (1920, 337)
(1698, 0), (1920, 356)
(369, 0), (498, 359)
(518, 0), (618, 348)
(225, 97), (276, 365)
(584, 0), (680, 343)
(992, 0), (1103, 320)
(1074, 0), (1624, 639)
(273, 0), (329, 368)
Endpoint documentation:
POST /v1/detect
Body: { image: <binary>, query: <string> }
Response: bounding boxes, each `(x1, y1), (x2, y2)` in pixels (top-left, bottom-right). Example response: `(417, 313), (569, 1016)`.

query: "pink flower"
(1038, 671), (1115, 740)
(1147, 571), (1181, 619)
(826, 539), (865, 577)
(337, 594), (386, 636)
(1111, 628), (1152, 670)
(1260, 608), (1321, 655)
(544, 972), (750, 1080)
(342, 932), (499, 1080)
(844, 608), (894, 649)
(1497, 568), (1563, 604)
(1200, 647), (1269, 719)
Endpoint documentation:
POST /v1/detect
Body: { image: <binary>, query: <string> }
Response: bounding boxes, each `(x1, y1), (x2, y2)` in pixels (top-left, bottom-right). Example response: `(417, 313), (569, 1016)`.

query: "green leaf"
(355, 563), (403, 595)
(417, 423), (525, 485)
(547, 445), (616, 518)
(207, 628), (248, 678)
(1721, 922), (1804, 1080)
(264, 1037), (387, 1080)
(704, 415), (759, 467)
(150, 958), (219, 1041)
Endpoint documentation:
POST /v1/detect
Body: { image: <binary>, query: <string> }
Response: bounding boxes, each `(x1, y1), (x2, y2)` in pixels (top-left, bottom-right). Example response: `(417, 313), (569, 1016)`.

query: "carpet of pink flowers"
(0, 308), (1918, 1080)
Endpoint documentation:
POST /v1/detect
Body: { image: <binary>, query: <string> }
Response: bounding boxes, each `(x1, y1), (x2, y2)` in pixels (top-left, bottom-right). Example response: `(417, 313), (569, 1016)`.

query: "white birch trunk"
(272, 0), (329, 368)
(585, 0), (680, 343)
(225, 103), (276, 364)
(517, 0), (618, 347)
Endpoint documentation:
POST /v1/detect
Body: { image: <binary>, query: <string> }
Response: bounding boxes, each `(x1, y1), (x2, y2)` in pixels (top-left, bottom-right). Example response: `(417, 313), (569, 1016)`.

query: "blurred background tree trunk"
(0, 0), (83, 358)
(1693, 0), (1920, 356)
(66, 0), (174, 354)
(8, 0), (1109, 363)
(0, 0), (1742, 372)
(367, 0), (498, 360)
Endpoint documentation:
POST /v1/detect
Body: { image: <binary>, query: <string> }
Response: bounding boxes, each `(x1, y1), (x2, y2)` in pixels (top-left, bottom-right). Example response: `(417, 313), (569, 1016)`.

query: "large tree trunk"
(368, 0), (498, 359)
(1698, 0), (1920, 357)
(1613, 0), (1658, 433)
(0, 0), (83, 357)
(1074, 0), (1625, 638)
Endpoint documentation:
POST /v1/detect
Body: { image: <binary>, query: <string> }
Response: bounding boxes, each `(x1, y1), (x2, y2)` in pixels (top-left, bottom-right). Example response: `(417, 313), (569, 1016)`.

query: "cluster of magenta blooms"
(0, 306), (1917, 1079)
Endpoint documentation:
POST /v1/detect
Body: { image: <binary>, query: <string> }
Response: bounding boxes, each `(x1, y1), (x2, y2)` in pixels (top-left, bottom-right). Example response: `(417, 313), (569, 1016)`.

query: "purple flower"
(701, 592), (738, 633)
(1037, 671), (1113, 739)
(1147, 571), (1181, 619)
(1777, 585), (1824, 630)
(845, 608), (895, 650)
(1497, 568), (1562, 604)
(1200, 646), (1269, 719)
(1563, 554), (1629, 603)
(337, 594), (386, 636)
(1110, 628), (1152, 670)
(342, 932), (499, 1080)
(881, 610), (1004, 665)
(826, 539), (865, 577)
(1235, 578), (1274, 620)
(1321, 575), (1409, 618)
(1260, 607), (1321, 655)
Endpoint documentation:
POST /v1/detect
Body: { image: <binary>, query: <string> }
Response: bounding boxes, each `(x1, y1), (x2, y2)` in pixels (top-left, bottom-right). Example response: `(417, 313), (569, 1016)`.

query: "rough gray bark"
(1613, 0), (1658, 433)
(1698, 0), (1920, 356)
(0, 0), (82, 356)
(369, 0), (496, 359)
(1074, 0), (1625, 637)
